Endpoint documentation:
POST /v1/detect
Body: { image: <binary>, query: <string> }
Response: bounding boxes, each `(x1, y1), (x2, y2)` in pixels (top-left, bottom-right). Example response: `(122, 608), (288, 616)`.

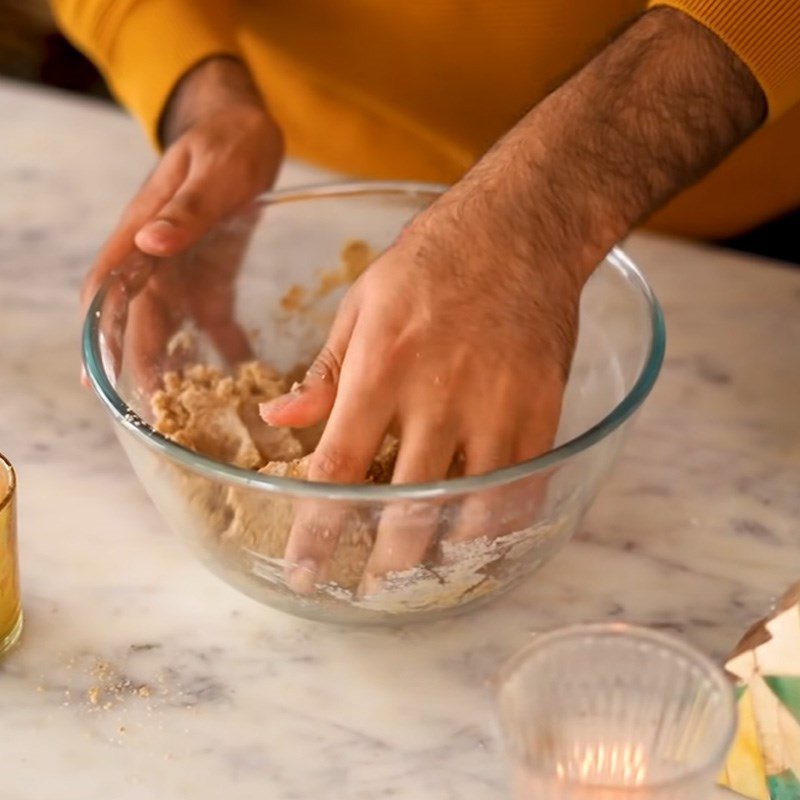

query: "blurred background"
(1, 0), (796, 262)
(0, 0), (109, 99)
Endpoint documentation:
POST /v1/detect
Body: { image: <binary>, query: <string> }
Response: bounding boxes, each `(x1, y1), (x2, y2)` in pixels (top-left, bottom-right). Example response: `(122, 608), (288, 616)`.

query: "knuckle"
(167, 190), (204, 220)
(337, 287), (360, 316)
(424, 397), (453, 430)
(181, 127), (209, 151)
(307, 346), (342, 384)
(376, 312), (414, 346)
(311, 446), (360, 481)
(367, 326), (415, 371)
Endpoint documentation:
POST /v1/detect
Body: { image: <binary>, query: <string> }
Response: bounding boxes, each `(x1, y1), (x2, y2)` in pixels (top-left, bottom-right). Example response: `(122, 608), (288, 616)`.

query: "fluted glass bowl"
(494, 624), (735, 799)
(83, 182), (664, 625)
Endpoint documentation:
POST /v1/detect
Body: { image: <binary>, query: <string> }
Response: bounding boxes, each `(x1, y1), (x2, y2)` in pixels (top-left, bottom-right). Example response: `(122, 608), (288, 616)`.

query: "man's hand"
(104, 214), (259, 394)
(262, 209), (579, 476)
(261, 7), (766, 594)
(261, 192), (583, 592)
(81, 57), (283, 388)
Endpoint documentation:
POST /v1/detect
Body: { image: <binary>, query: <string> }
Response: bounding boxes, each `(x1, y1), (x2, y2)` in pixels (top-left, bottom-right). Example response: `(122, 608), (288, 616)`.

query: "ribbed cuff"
(98, 0), (240, 149)
(649, 0), (800, 120)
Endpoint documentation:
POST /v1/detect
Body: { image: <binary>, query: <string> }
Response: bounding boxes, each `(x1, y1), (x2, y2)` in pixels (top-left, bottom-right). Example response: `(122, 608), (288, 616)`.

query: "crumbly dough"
(152, 362), (303, 469)
(150, 358), (565, 610)
(151, 361), (398, 591)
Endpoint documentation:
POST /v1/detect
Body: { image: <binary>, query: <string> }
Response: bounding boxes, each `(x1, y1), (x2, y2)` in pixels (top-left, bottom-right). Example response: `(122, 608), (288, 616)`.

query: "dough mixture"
(152, 361), (398, 592)
(150, 357), (562, 613)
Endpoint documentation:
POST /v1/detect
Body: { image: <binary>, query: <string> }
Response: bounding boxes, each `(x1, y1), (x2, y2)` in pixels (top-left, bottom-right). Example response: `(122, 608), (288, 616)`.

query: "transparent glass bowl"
(494, 624), (736, 799)
(83, 182), (665, 625)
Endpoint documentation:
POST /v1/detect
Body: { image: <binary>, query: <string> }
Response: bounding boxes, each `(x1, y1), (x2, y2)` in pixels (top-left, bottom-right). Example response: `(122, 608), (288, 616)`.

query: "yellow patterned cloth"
(721, 582), (800, 799)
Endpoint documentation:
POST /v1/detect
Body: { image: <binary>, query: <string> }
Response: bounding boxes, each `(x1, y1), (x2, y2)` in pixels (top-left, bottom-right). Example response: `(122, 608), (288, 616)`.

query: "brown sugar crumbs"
(151, 359), (397, 592)
(85, 659), (156, 710)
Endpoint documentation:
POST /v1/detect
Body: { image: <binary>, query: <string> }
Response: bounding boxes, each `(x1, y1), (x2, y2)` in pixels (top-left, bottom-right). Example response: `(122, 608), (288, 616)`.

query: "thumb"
(260, 347), (341, 429)
(80, 146), (190, 315)
(260, 304), (358, 428)
(134, 173), (225, 256)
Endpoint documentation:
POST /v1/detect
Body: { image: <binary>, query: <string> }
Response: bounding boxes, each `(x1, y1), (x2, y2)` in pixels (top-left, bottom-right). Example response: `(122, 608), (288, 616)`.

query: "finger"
(187, 207), (262, 365)
(514, 410), (559, 464)
(90, 276), (129, 388)
(359, 421), (457, 595)
(441, 429), (517, 547)
(443, 401), (563, 549)
(508, 418), (559, 520)
(134, 155), (254, 256)
(89, 252), (157, 388)
(283, 359), (394, 594)
(81, 147), (190, 314)
(464, 434), (516, 478)
(134, 184), (211, 256)
(206, 320), (253, 366)
(259, 300), (358, 428)
(80, 152), (189, 387)
(281, 500), (348, 595)
(117, 255), (177, 395)
(125, 286), (179, 396)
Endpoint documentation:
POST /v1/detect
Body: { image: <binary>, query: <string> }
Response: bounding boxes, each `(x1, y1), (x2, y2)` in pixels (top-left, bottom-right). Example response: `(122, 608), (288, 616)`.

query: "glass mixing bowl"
(83, 182), (664, 625)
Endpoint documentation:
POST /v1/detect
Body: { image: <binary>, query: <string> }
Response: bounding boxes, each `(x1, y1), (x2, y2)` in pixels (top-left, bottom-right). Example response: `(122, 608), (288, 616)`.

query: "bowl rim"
(83, 180), (666, 502)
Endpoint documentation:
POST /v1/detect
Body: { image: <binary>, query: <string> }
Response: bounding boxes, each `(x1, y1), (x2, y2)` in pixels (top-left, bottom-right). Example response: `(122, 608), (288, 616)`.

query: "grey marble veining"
(1, 78), (794, 799)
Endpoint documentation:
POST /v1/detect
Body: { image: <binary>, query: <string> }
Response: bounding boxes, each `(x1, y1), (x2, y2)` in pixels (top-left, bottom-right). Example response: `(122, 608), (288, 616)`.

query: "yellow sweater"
(52, 0), (800, 239)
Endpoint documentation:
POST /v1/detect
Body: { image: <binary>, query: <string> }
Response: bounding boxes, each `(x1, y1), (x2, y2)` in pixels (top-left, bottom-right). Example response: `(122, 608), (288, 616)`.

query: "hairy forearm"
(436, 7), (766, 284)
(159, 56), (278, 146)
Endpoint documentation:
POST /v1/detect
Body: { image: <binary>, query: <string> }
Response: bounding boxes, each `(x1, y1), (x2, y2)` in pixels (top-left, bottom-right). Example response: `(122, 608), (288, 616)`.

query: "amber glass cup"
(0, 452), (22, 655)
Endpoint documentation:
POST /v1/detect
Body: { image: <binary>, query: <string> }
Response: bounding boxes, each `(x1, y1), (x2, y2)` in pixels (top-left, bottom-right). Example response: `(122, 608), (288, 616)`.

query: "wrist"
(401, 175), (591, 318)
(430, 3), (766, 293)
(419, 155), (604, 295)
(159, 56), (277, 147)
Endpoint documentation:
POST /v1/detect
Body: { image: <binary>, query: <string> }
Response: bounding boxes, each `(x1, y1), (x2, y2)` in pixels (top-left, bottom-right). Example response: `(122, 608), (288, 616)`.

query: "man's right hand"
(81, 56), (284, 320)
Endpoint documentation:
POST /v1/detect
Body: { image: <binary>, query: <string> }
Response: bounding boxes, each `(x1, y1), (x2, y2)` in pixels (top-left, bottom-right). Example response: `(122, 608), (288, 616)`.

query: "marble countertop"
(1, 78), (797, 799)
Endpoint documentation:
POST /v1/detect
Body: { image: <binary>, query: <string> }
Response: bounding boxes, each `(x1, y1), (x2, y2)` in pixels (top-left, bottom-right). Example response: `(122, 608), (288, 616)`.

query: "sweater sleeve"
(50, 0), (240, 148)
(648, 0), (800, 120)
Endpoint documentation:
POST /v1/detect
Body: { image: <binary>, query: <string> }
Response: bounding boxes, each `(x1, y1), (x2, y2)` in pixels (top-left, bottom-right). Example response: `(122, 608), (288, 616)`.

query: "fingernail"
(287, 558), (319, 595)
(137, 219), (177, 251)
(80, 365), (90, 388)
(259, 393), (296, 422)
(146, 219), (176, 240)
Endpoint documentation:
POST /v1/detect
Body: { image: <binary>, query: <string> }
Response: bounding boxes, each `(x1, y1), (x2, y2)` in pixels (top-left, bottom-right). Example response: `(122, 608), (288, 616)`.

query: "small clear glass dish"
(494, 623), (736, 799)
